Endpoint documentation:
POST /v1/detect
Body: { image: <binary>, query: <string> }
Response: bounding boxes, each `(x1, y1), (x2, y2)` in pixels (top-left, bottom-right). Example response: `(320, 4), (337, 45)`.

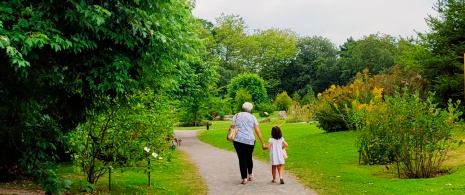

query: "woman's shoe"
(248, 174), (254, 181)
(241, 179), (248, 184)
(280, 178), (285, 184)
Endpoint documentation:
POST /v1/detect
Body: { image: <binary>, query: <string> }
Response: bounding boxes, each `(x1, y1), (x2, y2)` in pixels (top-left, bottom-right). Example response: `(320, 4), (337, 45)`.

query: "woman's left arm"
(254, 125), (266, 148)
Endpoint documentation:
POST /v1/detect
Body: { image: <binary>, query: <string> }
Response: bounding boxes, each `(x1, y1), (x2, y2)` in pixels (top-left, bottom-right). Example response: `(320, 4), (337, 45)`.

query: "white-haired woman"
(230, 102), (266, 184)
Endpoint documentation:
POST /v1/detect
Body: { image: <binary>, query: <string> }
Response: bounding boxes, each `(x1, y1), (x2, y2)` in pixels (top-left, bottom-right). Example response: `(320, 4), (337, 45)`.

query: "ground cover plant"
(199, 121), (465, 194)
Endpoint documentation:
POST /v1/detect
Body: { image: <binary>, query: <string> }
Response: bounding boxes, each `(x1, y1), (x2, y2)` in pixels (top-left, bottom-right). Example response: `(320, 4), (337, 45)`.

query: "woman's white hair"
(242, 102), (253, 112)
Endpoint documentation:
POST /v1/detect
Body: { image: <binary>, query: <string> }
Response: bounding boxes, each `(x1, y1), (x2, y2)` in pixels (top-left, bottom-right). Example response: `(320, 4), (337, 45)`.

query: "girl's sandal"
(271, 179), (276, 183)
(280, 178), (285, 184)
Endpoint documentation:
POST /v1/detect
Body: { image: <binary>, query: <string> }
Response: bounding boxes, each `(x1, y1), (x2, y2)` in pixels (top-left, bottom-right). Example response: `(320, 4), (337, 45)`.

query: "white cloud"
(192, 0), (437, 46)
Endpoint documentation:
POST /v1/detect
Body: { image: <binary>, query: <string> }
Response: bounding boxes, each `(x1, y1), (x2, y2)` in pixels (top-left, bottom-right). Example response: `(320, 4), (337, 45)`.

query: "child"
(263, 126), (288, 184)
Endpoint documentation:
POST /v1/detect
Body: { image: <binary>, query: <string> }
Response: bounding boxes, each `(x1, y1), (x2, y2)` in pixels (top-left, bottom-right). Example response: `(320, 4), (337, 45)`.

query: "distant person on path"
(263, 126), (288, 184)
(231, 102), (266, 184)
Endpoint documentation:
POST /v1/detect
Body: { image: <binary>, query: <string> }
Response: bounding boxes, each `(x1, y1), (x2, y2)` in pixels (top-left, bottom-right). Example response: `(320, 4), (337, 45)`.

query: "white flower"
(264, 112), (269, 116)
(144, 147), (150, 152)
(158, 157), (163, 160)
(152, 152), (158, 158)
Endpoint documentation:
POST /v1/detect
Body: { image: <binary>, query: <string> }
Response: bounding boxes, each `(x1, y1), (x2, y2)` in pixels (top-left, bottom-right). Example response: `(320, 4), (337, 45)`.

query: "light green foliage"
(274, 91), (293, 111)
(351, 89), (463, 178)
(254, 28), (298, 97)
(208, 97), (233, 120)
(68, 90), (175, 186)
(176, 18), (220, 126)
(234, 89), (253, 112)
(227, 73), (270, 111)
(291, 92), (301, 102)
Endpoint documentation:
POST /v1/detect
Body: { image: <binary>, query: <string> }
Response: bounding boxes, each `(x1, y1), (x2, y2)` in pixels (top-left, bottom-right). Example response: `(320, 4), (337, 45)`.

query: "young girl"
(263, 126), (288, 184)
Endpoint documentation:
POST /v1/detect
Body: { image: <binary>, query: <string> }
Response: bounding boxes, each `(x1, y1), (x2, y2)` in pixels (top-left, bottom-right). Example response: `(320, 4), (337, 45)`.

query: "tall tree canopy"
(0, 0), (206, 189)
(338, 34), (399, 85)
(418, 0), (465, 105)
(282, 36), (338, 95)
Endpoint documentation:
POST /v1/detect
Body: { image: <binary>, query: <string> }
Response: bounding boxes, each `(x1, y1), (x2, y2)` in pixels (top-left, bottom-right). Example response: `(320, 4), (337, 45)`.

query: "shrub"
(286, 103), (313, 123)
(227, 73), (270, 109)
(314, 66), (427, 132)
(351, 88), (463, 178)
(68, 91), (175, 186)
(257, 102), (276, 117)
(234, 89), (253, 112)
(274, 91), (293, 111)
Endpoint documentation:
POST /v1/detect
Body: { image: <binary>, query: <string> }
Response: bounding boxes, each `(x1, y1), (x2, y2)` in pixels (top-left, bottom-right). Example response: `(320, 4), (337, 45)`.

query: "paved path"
(175, 130), (317, 195)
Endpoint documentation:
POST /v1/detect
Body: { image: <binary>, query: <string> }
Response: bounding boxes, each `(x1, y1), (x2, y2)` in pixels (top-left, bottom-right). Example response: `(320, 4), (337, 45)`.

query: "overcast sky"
(192, 0), (438, 46)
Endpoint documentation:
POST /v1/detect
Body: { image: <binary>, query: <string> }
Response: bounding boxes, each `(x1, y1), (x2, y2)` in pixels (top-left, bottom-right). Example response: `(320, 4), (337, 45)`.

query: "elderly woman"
(230, 102), (266, 184)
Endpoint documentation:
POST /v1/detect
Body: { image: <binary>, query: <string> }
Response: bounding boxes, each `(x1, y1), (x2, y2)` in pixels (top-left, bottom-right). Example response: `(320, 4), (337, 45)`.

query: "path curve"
(175, 130), (317, 195)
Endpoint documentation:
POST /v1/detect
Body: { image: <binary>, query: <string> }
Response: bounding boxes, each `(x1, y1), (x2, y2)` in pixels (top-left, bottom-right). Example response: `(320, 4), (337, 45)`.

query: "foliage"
(68, 91), (175, 186)
(175, 18), (219, 126)
(338, 34), (400, 85)
(254, 28), (298, 97)
(274, 91), (293, 111)
(413, 0), (465, 108)
(314, 66), (426, 132)
(234, 89), (253, 113)
(282, 36), (338, 95)
(257, 103), (276, 117)
(286, 103), (313, 123)
(350, 88), (463, 178)
(207, 96), (233, 120)
(227, 73), (270, 111)
(0, 0), (204, 191)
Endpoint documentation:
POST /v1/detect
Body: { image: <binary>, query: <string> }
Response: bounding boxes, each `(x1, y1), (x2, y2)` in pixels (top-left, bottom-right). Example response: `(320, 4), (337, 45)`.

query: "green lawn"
(57, 150), (207, 194)
(198, 121), (465, 195)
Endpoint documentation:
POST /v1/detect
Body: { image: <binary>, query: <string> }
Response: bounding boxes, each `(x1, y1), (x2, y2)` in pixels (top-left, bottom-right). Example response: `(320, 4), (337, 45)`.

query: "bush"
(314, 66), (427, 132)
(257, 102), (276, 117)
(286, 103), (313, 123)
(274, 91), (293, 111)
(350, 88), (463, 178)
(234, 89), (253, 112)
(227, 73), (270, 108)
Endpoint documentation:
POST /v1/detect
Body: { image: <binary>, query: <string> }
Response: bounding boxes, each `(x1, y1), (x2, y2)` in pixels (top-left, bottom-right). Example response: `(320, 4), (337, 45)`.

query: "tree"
(338, 34), (399, 85)
(227, 73), (269, 111)
(213, 14), (253, 92)
(282, 36), (338, 95)
(254, 28), (298, 97)
(0, 0), (203, 192)
(416, 0), (465, 106)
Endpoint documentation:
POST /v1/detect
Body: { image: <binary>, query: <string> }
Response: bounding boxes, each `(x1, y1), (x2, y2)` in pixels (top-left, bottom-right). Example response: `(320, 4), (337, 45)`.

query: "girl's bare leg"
(271, 165), (277, 182)
(278, 165), (284, 184)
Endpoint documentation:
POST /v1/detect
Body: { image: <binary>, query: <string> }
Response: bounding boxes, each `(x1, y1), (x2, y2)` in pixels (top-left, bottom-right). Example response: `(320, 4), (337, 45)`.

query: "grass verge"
(57, 150), (207, 194)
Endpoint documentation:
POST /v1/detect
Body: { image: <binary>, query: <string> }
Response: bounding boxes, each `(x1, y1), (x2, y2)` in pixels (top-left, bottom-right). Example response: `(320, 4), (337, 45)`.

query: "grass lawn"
(56, 150), (207, 194)
(198, 118), (465, 195)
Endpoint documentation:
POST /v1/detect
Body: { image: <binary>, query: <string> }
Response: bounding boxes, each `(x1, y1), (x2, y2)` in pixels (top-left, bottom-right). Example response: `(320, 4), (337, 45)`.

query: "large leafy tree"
(227, 73), (269, 112)
(338, 34), (399, 85)
(0, 0), (203, 191)
(282, 36), (338, 95)
(254, 28), (298, 98)
(417, 0), (465, 105)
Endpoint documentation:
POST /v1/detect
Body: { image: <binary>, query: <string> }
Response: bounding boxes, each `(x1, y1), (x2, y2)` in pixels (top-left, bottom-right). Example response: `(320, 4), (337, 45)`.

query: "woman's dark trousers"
(233, 141), (255, 179)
